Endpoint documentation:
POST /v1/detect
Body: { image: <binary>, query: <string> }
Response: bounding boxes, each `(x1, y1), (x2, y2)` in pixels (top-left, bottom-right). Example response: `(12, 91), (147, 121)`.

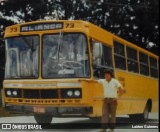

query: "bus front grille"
(22, 89), (58, 99)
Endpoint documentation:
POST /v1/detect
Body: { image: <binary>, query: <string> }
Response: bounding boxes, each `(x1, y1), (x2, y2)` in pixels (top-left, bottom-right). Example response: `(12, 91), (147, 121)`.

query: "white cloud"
(133, 25), (138, 30)
(155, 25), (158, 29)
(130, 16), (135, 20)
(147, 42), (155, 48)
(142, 37), (145, 42)
(125, 23), (130, 27)
(105, 12), (110, 16)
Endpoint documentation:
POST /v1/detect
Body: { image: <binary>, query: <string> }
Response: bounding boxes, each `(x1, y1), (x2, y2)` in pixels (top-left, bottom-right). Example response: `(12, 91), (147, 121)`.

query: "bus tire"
(129, 104), (149, 122)
(34, 114), (52, 124)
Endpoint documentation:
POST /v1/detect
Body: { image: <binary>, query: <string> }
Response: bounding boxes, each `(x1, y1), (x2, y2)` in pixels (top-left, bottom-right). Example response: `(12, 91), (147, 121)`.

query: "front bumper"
(5, 104), (93, 115)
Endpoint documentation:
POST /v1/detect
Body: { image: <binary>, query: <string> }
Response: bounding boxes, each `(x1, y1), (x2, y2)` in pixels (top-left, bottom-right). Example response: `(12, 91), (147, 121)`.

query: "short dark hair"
(104, 69), (113, 77)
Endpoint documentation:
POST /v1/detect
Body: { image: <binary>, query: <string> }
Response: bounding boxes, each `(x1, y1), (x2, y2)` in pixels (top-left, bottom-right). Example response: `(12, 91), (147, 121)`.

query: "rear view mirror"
(93, 42), (103, 61)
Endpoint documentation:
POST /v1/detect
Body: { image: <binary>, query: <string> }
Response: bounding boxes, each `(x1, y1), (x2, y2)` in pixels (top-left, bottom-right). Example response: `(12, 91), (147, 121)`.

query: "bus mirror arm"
(19, 33), (35, 51)
(78, 79), (97, 83)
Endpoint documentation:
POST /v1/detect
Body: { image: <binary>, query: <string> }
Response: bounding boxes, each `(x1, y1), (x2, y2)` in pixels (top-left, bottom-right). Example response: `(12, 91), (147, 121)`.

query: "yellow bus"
(2, 20), (158, 124)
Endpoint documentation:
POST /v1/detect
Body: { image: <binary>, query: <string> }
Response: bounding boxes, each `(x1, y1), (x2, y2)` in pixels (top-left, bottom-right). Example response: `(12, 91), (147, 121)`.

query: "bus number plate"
(33, 107), (45, 113)
(65, 23), (74, 28)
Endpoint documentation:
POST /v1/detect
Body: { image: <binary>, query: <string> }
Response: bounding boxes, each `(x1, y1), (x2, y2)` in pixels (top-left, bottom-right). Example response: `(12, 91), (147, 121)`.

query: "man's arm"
(118, 86), (126, 96)
(97, 79), (103, 84)
(115, 80), (126, 96)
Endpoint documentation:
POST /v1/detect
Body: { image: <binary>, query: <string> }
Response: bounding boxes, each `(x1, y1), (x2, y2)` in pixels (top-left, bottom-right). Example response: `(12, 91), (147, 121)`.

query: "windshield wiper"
(8, 76), (19, 79)
(9, 76), (36, 79)
(19, 76), (36, 78)
(19, 34), (35, 51)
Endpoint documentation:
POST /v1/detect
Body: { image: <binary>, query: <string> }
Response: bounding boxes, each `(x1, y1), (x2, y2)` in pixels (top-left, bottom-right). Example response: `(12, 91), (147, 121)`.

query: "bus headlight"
(74, 90), (80, 96)
(13, 90), (18, 96)
(61, 88), (82, 98)
(6, 90), (11, 96)
(5, 89), (20, 98)
(67, 90), (73, 96)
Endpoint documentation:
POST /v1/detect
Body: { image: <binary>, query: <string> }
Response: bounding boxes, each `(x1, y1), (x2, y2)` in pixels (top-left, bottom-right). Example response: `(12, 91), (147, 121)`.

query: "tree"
(0, 0), (159, 55)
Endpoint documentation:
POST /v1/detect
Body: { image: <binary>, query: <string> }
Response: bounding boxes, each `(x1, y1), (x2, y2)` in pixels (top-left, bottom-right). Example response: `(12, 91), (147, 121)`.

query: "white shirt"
(98, 78), (122, 98)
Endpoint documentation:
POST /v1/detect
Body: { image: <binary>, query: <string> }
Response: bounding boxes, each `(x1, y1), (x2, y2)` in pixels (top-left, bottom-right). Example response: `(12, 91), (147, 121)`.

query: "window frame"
(139, 52), (149, 76)
(41, 32), (91, 79)
(91, 39), (114, 79)
(126, 46), (139, 73)
(113, 41), (126, 70)
(149, 56), (158, 78)
(4, 35), (40, 79)
(91, 39), (113, 70)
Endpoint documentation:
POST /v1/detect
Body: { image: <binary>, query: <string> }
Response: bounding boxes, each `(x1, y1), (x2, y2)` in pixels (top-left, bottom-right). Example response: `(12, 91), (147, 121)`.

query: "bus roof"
(4, 20), (158, 59)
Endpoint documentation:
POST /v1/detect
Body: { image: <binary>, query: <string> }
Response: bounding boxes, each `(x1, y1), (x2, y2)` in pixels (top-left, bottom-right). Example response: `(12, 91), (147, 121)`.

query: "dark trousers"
(101, 98), (117, 129)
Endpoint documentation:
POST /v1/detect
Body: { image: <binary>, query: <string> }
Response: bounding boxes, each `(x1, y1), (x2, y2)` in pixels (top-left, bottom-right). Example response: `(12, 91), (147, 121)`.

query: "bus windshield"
(42, 33), (90, 78)
(5, 36), (39, 79)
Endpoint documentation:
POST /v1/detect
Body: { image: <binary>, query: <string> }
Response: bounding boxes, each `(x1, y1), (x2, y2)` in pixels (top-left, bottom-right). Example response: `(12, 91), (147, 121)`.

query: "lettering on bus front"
(20, 23), (63, 32)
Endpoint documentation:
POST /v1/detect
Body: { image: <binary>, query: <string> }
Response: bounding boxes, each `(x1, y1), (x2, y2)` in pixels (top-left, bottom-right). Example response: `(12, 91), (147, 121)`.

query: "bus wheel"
(34, 114), (52, 124)
(129, 104), (149, 122)
(142, 104), (150, 121)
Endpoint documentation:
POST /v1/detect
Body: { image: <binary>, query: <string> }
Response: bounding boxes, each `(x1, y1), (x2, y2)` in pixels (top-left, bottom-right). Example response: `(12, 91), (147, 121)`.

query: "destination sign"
(20, 22), (63, 32)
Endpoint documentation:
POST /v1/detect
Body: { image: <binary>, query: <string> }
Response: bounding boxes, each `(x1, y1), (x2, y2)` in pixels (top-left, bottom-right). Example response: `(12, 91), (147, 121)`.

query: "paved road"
(0, 112), (158, 132)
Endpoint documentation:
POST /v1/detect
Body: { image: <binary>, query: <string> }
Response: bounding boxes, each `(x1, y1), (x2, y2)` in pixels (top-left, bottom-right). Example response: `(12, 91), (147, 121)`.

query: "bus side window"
(139, 52), (149, 76)
(149, 57), (158, 78)
(102, 45), (113, 68)
(91, 39), (113, 79)
(114, 41), (126, 70)
(127, 47), (139, 73)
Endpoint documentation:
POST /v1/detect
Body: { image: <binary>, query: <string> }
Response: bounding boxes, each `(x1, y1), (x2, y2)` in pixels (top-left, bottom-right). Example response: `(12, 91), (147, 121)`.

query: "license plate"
(33, 107), (45, 113)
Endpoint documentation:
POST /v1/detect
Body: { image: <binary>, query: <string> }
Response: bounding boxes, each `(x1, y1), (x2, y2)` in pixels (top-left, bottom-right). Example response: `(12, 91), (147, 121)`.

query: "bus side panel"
(81, 81), (94, 104)
(117, 99), (146, 115)
(152, 100), (159, 112)
(115, 69), (158, 114)
(86, 81), (103, 117)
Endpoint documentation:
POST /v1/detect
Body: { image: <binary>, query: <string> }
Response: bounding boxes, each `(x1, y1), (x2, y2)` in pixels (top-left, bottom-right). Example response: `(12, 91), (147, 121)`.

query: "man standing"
(98, 70), (126, 132)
